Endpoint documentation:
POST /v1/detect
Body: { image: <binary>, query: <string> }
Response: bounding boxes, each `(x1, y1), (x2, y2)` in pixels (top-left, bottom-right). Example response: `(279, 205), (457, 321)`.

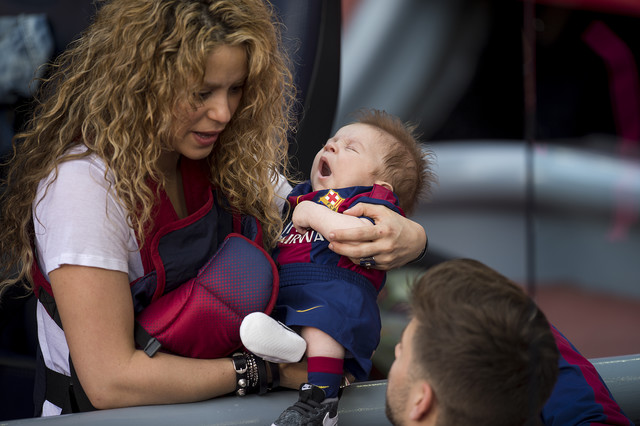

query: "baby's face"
(310, 123), (388, 191)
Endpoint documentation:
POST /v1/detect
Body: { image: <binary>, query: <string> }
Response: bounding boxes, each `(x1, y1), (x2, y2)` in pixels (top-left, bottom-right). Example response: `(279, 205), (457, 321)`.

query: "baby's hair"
(353, 109), (435, 215)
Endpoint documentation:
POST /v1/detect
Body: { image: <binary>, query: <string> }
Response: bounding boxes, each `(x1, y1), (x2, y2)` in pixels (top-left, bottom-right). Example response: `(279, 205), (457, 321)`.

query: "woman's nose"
(205, 94), (232, 124)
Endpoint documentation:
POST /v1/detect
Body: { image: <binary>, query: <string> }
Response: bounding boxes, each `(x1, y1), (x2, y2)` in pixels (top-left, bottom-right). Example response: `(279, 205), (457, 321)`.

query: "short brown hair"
(353, 109), (434, 215)
(410, 259), (559, 426)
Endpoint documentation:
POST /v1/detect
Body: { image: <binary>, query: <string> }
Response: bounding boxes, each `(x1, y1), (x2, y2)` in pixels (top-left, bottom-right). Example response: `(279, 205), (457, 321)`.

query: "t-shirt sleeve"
(272, 171), (292, 213)
(33, 157), (136, 277)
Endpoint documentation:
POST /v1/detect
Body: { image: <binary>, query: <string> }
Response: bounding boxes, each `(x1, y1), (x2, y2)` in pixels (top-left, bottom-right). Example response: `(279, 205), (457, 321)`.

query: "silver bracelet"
(232, 352), (260, 396)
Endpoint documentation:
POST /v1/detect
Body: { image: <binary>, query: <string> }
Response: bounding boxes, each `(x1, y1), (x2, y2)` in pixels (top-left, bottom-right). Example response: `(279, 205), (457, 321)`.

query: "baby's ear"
(375, 180), (394, 193)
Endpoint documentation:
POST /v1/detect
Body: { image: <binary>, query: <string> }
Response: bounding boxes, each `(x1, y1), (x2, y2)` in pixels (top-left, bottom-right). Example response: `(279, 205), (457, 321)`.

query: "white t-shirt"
(33, 149), (291, 415)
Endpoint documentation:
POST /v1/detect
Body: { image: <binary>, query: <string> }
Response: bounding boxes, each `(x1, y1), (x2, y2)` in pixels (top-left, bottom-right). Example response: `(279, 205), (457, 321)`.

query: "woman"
(0, 0), (427, 416)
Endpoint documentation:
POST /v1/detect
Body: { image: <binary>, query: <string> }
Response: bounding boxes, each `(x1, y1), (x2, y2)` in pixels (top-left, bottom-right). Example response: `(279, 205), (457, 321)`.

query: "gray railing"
(5, 353), (639, 425)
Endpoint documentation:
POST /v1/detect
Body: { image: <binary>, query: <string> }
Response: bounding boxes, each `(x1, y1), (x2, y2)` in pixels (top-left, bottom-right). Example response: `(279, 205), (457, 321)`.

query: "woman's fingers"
(329, 203), (426, 270)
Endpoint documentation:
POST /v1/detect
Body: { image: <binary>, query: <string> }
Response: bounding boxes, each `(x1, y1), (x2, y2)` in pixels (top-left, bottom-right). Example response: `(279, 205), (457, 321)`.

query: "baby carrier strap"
(134, 232), (278, 359)
(41, 358), (94, 414)
(34, 288), (96, 414)
(132, 161), (264, 307)
(30, 202), (274, 413)
(30, 158), (274, 413)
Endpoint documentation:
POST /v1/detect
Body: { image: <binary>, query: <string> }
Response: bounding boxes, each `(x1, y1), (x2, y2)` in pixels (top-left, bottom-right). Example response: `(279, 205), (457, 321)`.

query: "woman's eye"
(197, 91), (211, 101)
(230, 84), (244, 95)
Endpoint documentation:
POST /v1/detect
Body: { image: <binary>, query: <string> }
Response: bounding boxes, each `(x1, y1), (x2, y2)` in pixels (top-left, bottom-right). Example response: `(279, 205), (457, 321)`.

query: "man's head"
(310, 109), (434, 214)
(386, 259), (559, 426)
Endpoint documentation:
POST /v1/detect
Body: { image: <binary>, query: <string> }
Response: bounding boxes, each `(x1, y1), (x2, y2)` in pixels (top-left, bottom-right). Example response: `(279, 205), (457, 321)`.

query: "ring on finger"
(359, 256), (376, 269)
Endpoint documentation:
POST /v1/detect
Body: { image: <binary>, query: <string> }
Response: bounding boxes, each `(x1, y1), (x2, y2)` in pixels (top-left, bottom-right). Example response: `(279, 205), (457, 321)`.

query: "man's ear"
(409, 381), (435, 422)
(374, 180), (394, 193)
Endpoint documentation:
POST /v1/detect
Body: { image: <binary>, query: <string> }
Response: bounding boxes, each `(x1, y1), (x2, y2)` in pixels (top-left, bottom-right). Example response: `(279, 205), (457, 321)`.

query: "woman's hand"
(327, 203), (427, 270)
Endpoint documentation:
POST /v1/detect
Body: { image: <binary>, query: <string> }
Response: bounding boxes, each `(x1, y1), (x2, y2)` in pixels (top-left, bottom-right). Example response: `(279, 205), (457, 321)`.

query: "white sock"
(240, 312), (307, 363)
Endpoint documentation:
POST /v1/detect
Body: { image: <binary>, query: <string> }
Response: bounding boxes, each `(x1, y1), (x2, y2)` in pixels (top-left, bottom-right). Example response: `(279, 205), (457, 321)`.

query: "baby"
(241, 109), (434, 426)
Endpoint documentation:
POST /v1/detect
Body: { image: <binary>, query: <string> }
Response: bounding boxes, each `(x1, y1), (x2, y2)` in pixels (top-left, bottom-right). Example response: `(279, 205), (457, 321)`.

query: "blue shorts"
(274, 263), (381, 381)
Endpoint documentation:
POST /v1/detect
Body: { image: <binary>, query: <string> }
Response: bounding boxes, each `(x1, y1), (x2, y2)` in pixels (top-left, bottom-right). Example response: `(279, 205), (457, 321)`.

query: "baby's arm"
(292, 200), (372, 237)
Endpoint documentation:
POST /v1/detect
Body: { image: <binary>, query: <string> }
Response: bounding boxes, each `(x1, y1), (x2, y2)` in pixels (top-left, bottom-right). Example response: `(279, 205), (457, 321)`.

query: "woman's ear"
(409, 381), (436, 422)
(375, 180), (394, 193)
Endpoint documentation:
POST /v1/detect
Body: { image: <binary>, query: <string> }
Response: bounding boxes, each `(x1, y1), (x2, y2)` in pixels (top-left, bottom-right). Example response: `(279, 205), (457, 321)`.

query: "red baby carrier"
(32, 158), (279, 413)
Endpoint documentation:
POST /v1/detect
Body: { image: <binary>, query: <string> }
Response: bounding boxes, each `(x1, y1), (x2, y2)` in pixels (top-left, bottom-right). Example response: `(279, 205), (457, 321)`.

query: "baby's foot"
(240, 312), (306, 363)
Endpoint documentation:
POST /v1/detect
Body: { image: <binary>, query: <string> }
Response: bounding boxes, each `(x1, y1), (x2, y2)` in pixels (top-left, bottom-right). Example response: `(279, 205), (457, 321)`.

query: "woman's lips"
(193, 131), (219, 146)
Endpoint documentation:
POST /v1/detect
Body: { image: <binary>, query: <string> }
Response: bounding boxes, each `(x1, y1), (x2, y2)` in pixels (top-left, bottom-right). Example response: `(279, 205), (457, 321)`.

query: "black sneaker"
(271, 383), (339, 426)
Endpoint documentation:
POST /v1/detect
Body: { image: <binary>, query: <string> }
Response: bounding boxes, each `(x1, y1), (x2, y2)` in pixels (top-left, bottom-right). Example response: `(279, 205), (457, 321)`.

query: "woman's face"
(172, 45), (248, 161)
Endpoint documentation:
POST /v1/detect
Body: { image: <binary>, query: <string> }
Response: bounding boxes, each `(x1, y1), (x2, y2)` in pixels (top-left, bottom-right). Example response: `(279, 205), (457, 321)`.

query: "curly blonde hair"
(0, 0), (295, 295)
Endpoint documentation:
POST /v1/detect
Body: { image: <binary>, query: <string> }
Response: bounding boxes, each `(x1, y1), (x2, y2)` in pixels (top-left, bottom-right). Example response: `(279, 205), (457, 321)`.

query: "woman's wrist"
(231, 352), (280, 396)
(409, 226), (428, 264)
(267, 361), (279, 390)
(231, 352), (257, 396)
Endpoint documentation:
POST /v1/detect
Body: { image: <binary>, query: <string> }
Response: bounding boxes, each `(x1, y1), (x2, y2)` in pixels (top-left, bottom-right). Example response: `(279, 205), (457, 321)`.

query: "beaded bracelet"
(232, 352), (280, 396)
(232, 352), (259, 396)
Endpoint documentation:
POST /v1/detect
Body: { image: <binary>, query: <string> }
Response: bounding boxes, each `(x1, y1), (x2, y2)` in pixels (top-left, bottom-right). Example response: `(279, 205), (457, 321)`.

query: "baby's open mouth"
(320, 159), (332, 177)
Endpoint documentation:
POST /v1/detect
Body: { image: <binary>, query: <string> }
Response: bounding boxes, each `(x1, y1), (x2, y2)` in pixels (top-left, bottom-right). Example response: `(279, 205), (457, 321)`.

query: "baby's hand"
(293, 224), (310, 235)
(292, 201), (314, 234)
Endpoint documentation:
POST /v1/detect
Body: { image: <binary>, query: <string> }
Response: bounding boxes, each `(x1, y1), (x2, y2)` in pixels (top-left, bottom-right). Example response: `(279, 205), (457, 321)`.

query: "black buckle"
(232, 353), (248, 395)
(143, 337), (162, 357)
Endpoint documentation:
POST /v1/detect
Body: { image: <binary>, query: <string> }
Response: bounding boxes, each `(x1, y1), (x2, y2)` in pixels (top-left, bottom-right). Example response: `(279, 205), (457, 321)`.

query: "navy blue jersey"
(272, 182), (403, 380)
(273, 182), (403, 292)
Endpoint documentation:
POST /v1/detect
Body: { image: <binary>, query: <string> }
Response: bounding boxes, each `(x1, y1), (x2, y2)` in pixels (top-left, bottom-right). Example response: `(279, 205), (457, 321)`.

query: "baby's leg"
(302, 326), (345, 399)
(269, 327), (343, 426)
(302, 326), (344, 358)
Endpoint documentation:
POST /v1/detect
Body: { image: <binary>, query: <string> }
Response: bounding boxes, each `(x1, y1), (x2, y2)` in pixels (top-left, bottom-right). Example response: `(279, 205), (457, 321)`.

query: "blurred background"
(1, 0), (639, 420)
(333, 0), (640, 376)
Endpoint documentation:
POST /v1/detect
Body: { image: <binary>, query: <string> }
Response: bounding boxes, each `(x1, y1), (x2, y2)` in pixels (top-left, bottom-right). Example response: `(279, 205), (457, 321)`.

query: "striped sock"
(307, 356), (344, 398)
